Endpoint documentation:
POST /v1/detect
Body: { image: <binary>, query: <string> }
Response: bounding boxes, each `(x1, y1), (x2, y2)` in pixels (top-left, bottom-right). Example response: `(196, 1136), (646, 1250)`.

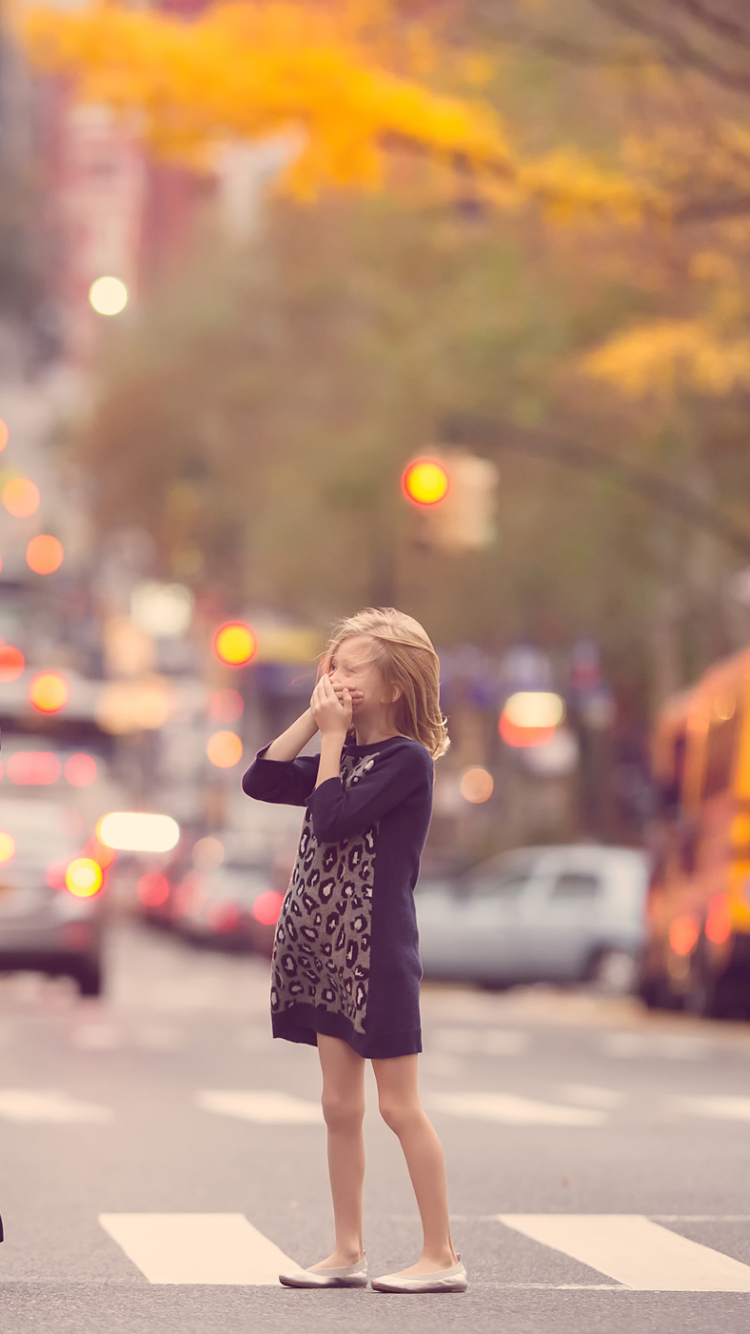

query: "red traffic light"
(401, 457), (450, 508)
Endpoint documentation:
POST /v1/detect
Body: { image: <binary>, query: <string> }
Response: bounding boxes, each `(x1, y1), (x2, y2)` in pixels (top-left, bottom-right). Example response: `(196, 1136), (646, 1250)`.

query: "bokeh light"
(504, 691), (566, 728)
(46, 861), (67, 890)
(3, 477), (40, 517)
(706, 895), (731, 945)
(97, 812), (180, 853)
(0, 419), (8, 452)
(499, 691), (566, 749)
(29, 672), (70, 714)
(668, 916), (700, 957)
(82, 837), (116, 870)
(137, 871), (170, 908)
(64, 753), (97, 787)
(192, 836), (225, 869)
(213, 622), (257, 666)
(0, 832), (16, 865)
(89, 276), (128, 316)
(209, 688), (244, 723)
(26, 534), (64, 574)
(8, 752), (61, 785)
(207, 730), (243, 768)
(0, 644), (25, 682)
(65, 857), (103, 898)
(252, 889), (284, 925)
(401, 457), (450, 507)
(460, 767), (494, 803)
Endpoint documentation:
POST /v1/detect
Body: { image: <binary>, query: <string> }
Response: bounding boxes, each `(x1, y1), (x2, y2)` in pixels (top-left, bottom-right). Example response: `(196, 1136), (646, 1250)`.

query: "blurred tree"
(20, 0), (652, 217)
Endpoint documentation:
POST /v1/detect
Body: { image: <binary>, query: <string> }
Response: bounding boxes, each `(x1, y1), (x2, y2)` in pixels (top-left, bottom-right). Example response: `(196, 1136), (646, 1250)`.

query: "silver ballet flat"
(279, 1255), (368, 1288)
(371, 1256), (467, 1294)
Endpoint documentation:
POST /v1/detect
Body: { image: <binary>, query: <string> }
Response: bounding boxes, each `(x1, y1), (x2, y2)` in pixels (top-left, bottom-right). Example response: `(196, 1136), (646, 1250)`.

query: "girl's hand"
(332, 680), (363, 707)
(311, 674), (352, 736)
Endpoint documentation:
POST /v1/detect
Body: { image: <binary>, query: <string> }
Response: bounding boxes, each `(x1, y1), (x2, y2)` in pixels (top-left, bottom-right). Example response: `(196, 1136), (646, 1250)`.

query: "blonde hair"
(321, 607), (450, 760)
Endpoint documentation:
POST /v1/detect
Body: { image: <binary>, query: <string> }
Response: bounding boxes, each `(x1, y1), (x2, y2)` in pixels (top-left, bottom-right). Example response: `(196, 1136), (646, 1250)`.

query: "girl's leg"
(311, 1033), (367, 1269)
(371, 1054), (458, 1275)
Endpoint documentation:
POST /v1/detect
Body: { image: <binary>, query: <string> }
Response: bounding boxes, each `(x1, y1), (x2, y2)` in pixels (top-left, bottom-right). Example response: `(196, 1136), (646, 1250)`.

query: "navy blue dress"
(242, 735), (434, 1058)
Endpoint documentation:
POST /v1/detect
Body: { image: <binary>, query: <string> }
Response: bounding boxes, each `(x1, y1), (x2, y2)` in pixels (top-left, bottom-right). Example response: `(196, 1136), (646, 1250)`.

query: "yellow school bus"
(640, 646), (750, 1018)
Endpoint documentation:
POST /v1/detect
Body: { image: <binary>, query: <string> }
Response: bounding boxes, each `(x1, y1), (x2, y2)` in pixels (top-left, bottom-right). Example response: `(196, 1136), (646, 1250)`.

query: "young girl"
(242, 607), (467, 1294)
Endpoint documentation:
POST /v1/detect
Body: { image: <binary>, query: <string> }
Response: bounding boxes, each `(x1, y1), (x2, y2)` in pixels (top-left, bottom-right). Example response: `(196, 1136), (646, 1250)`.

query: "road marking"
(195, 1089), (323, 1124)
(430, 1027), (529, 1056)
(671, 1095), (750, 1122)
(71, 1024), (124, 1051)
(0, 1088), (113, 1123)
(419, 1052), (467, 1078)
(497, 1215), (750, 1291)
(559, 1084), (626, 1109)
(601, 1033), (708, 1060)
(133, 1022), (185, 1051)
(429, 1092), (606, 1126)
(99, 1213), (297, 1285)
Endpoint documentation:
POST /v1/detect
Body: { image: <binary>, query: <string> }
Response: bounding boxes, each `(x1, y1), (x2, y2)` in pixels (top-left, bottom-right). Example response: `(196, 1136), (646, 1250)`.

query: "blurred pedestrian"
(242, 607), (467, 1294)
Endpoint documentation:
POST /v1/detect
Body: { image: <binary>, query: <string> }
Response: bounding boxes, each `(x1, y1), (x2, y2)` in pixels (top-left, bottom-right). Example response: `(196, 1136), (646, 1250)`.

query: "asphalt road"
(2, 921), (750, 1334)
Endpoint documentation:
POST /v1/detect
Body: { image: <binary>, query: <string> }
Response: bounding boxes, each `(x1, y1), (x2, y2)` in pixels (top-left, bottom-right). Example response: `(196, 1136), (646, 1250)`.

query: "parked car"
(135, 829), (200, 930)
(0, 797), (108, 995)
(416, 844), (650, 993)
(173, 839), (287, 954)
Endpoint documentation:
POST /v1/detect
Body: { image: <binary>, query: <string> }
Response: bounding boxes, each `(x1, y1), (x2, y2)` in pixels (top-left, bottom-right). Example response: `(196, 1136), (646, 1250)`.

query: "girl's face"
(328, 635), (399, 720)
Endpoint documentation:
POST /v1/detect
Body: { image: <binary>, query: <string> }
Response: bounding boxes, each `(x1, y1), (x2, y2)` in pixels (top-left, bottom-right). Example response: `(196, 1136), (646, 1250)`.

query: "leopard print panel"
(271, 751), (379, 1036)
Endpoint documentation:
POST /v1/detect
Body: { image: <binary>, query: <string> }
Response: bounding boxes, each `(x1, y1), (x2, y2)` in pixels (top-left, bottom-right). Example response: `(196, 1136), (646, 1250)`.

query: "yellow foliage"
(21, 0), (509, 189)
(583, 319), (750, 397)
(19, 0), (655, 218)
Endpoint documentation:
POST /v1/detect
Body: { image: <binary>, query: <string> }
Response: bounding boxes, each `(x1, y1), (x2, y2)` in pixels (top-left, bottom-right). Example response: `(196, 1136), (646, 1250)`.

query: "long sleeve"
(242, 744), (320, 807)
(307, 741), (432, 842)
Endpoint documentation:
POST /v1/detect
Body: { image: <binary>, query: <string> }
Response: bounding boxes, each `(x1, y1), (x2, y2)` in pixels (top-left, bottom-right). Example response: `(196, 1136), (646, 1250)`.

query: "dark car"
(0, 797), (108, 995)
(171, 834), (285, 953)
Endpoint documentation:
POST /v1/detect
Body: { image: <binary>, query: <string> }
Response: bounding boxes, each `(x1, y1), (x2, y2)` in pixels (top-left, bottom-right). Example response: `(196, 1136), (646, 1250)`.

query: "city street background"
(2, 922), (750, 1332)
(1, 1), (750, 1331)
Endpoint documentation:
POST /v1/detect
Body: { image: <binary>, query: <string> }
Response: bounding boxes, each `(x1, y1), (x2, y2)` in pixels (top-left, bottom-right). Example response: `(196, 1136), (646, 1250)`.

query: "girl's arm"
(264, 707), (318, 762)
(242, 707), (321, 806)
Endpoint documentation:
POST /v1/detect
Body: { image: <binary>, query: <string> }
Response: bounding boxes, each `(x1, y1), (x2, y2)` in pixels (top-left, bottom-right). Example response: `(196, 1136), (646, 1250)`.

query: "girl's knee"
(378, 1094), (423, 1136)
(321, 1090), (365, 1132)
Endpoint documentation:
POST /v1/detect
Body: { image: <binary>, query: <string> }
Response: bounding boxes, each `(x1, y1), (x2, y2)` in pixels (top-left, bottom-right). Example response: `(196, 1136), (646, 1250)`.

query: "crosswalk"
(2, 1084), (750, 1127)
(0, 1211), (746, 1290)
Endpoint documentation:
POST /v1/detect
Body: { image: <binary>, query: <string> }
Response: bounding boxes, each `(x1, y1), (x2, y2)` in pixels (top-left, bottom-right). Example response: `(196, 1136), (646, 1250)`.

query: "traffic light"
(213, 621), (257, 666)
(29, 672), (69, 714)
(402, 458), (450, 507)
(401, 450), (498, 551)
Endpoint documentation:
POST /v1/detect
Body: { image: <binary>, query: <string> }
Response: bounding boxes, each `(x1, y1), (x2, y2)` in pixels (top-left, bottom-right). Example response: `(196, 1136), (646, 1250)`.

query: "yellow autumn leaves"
(17, 0), (750, 403)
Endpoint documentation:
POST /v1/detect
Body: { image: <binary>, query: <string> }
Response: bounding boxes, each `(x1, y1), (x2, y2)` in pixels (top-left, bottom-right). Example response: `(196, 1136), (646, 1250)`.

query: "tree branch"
(442, 413), (750, 557)
(592, 0), (750, 93)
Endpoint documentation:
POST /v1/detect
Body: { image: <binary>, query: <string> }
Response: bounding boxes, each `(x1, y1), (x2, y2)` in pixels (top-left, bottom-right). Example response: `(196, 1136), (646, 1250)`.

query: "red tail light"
(207, 902), (240, 933)
(84, 837), (116, 869)
(137, 872), (170, 908)
(46, 861), (67, 890)
(252, 890), (283, 926)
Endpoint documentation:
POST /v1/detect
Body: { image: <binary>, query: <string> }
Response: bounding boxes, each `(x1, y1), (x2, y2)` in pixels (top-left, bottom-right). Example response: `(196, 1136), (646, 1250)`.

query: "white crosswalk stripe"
(99, 1213), (297, 1284)
(428, 1091), (607, 1126)
(671, 1095), (750, 1122)
(601, 1032), (709, 1060)
(90, 1211), (750, 1290)
(0, 1088), (113, 1123)
(497, 1214), (750, 1292)
(429, 1027), (529, 1056)
(559, 1084), (627, 1109)
(195, 1089), (323, 1124)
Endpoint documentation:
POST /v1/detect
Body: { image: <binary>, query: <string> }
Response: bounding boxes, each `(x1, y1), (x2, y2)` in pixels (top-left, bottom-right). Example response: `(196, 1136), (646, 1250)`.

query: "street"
(1, 923), (749, 1333)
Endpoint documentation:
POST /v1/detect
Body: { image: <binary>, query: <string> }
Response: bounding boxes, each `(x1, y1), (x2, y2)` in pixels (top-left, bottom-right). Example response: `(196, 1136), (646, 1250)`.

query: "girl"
(241, 607), (467, 1295)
